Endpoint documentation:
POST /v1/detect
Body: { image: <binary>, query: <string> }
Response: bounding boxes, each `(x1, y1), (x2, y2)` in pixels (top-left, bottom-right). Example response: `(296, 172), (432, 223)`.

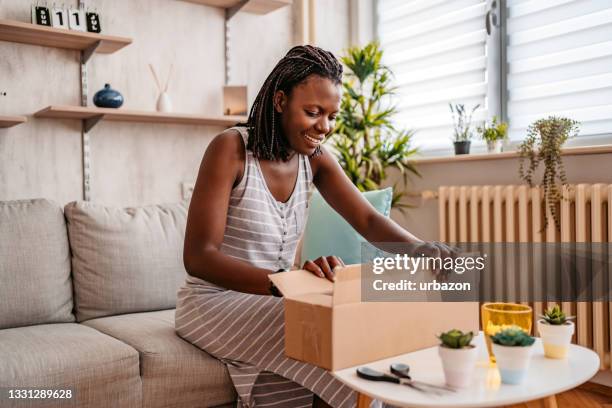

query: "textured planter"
(486, 140), (503, 153)
(454, 141), (471, 155)
(538, 320), (574, 359)
(438, 345), (478, 388)
(492, 343), (533, 384)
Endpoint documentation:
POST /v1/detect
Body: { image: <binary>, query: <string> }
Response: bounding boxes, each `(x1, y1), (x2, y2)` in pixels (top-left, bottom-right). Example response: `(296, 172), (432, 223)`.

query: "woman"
(176, 45), (453, 408)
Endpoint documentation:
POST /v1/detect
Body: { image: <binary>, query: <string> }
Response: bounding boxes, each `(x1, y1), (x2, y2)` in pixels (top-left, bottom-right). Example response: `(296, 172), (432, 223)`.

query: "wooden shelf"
(0, 19), (131, 55)
(183, 0), (291, 15)
(0, 115), (27, 128)
(34, 105), (246, 131)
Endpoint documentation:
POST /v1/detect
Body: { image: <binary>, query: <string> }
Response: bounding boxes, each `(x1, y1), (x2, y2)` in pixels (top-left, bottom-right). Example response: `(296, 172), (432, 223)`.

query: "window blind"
(507, 0), (612, 141)
(376, 0), (489, 152)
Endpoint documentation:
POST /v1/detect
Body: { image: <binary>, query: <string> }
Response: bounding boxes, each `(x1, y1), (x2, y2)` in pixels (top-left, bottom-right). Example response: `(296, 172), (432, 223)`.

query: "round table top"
(332, 333), (600, 408)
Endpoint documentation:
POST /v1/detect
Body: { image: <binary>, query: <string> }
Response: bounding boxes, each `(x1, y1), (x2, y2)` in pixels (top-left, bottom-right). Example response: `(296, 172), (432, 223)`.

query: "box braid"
(243, 45), (343, 162)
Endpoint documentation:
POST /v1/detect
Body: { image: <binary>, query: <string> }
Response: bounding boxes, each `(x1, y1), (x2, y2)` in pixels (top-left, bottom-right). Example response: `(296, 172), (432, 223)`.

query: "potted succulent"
(449, 103), (479, 155)
(491, 326), (535, 384)
(437, 329), (477, 388)
(537, 305), (575, 359)
(477, 116), (508, 153)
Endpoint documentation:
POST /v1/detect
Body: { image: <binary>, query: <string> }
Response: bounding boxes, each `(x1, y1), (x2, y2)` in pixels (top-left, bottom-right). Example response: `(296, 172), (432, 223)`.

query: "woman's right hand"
(302, 256), (345, 282)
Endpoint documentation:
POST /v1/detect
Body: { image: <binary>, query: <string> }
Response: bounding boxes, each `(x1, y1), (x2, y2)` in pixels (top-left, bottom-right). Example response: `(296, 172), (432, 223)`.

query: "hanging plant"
(518, 116), (580, 229)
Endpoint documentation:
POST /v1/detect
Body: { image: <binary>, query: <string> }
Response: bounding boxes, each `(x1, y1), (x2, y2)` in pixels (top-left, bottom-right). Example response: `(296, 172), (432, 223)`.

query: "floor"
(504, 382), (612, 407)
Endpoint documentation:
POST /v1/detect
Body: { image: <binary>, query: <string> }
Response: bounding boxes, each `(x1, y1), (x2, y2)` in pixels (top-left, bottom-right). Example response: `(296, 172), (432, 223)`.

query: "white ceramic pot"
(438, 345), (478, 388)
(486, 140), (502, 153)
(492, 343), (533, 384)
(156, 92), (173, 113)
(538, 319), (574, 359)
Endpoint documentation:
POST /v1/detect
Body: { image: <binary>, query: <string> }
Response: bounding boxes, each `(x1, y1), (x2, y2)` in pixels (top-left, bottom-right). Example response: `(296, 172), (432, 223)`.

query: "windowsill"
(412, 144), (612, 165)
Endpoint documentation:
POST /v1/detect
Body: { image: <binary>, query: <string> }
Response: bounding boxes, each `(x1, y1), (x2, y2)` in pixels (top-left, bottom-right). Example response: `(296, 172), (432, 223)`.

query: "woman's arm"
(183, 130), (272, 295)
(310, 147), (422, 244)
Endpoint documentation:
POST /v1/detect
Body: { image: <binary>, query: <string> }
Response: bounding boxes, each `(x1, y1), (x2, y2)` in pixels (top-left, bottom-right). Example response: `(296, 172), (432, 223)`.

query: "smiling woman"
(175, 45), (454, 408)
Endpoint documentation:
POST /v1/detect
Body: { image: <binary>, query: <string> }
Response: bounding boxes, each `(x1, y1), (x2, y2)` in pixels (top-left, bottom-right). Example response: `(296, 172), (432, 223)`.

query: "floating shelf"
(0, 19), (132, 54)
(0, 115), (27, 128)
(183, 0), (291, 15)
(34, 105), (246, 131)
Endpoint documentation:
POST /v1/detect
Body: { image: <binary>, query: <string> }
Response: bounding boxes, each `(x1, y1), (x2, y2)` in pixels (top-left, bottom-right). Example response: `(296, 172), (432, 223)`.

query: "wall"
(0, 0), (297, 206)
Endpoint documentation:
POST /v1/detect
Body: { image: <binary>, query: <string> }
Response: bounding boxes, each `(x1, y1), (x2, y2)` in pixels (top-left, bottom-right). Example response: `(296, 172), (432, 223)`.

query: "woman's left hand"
(302, 256), (345, 282)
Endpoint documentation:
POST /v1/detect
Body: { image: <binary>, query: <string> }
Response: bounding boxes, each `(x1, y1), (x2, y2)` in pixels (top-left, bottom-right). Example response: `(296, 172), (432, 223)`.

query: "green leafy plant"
(540, 305), (575, 325)
(449, 103), (480, 142)
(477, 116), (508, 143)
(438, 329), (474, 349)
(491, 326), (535, 347)
(328, 42), (419, 210)
(518, 116), (580, 229)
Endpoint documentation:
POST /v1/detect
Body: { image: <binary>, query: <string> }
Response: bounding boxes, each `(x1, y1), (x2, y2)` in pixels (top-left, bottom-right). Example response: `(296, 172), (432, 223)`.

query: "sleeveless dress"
(175, 127), (357, 408)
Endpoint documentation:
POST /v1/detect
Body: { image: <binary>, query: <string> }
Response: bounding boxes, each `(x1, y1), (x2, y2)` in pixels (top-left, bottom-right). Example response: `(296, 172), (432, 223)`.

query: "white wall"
(0, 0), (297, 205)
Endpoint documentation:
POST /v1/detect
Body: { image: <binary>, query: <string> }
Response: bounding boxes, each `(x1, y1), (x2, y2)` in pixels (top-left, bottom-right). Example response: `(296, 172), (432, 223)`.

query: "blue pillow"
(301, 187), (393, 265)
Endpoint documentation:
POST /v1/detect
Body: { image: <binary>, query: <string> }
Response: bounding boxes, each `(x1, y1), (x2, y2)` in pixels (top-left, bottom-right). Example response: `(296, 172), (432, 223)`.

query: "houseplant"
(449, 103), (479, 155)
(491, 326), (536, 384)
(477, 116), (508, 153)
(437, 329), (477, 388)
(328, 42), (419, 210)
(518, 116), (580, 229)
(537, 305), (575, 359)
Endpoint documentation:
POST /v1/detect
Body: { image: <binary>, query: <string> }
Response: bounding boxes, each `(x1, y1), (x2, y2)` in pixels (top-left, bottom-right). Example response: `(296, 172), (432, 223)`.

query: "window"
(376, 0), (612, 154)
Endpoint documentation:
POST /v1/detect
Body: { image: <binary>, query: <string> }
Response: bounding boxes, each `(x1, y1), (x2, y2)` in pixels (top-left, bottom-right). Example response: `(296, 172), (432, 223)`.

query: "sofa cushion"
(65, 201), (188, 322)
(0, 323), (141, 408)
(0, 199), (75, 329)
(82, 309), (236, 408)
(301, 188), (393, 265)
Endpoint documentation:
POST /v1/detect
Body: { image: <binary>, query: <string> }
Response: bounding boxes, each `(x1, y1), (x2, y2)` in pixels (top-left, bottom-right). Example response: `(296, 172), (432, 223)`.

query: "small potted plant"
(477, 116), (508, 153)
(537, 305), (575, 359)
(437, 329), (477, 388)
(491, 326), (535, 384)
(449, 103), (479, 155)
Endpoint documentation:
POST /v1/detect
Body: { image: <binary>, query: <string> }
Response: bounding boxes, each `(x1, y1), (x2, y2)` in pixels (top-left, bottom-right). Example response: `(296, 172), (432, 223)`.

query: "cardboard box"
(269, 265), (479, 371)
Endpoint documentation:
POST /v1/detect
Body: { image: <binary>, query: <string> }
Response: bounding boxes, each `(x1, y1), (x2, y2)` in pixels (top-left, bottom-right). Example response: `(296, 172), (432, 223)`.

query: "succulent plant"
(491, 326), (535, 347)
(438, 329), (474, 349)
(540, 305), (575, 325)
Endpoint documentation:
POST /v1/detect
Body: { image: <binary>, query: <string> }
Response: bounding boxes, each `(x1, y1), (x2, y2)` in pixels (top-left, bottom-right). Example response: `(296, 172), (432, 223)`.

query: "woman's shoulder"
(208, 128), (246, 158)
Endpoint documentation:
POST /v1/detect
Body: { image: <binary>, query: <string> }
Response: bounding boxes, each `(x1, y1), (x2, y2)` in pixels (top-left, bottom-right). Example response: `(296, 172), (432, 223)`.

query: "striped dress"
(175, 126), (357, 408)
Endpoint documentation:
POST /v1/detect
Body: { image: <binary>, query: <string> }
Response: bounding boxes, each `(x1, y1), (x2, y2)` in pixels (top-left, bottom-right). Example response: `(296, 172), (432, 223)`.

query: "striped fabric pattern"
(176, 127), (356, 408)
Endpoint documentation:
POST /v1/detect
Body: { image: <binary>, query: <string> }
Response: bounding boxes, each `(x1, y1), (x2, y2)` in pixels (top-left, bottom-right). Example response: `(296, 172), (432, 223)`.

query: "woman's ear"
(273, 90), (287, 113)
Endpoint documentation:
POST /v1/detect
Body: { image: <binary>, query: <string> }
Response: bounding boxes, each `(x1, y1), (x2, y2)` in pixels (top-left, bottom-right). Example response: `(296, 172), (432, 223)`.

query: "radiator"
(438, 184), (612, 369)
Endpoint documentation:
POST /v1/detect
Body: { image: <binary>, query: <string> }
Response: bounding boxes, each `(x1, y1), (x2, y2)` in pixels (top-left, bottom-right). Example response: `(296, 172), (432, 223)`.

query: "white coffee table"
(333, 333), (600, 408)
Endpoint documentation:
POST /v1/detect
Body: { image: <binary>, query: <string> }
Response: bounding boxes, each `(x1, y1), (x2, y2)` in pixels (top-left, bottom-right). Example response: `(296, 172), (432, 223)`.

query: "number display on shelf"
(31, 3), (102, 33)
(50, 6), (69, 29)
(85, 12), (101, 33)
(31, 5), (51, 26)
(68, 8), (86, 32)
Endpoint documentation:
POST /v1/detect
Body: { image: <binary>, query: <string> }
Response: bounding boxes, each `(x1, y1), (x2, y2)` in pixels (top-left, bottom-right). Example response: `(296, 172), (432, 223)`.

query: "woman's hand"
(412, 241), (460, 280)
(302, 256), (345, 282)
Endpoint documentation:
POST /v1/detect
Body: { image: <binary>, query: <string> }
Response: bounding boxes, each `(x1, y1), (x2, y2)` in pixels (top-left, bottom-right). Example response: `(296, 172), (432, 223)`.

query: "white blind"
(376, 0), (489, 152)
(507, 0), (612, 141)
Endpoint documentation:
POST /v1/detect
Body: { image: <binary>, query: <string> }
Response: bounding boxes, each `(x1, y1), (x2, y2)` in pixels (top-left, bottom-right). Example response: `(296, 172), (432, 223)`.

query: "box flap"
(268, 269), (332, 299)
(332, 264), (362, 305)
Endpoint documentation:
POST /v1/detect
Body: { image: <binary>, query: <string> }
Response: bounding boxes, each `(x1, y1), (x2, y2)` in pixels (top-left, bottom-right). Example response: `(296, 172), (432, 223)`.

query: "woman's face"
(274, 74), (342, 157)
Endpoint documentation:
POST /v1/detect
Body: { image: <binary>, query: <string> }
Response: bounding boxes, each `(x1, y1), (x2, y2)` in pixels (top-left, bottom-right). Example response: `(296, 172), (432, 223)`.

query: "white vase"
(538, 320), (574, 359)
(438, 345), (478, 388)
(486, 140), (502, 153)
(156, 92), (172, 113)
(492, 343), (533, 384)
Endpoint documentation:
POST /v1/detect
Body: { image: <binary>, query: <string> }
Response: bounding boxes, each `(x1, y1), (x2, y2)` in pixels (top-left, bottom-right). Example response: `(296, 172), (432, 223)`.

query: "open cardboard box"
(269, 265), (479, 371)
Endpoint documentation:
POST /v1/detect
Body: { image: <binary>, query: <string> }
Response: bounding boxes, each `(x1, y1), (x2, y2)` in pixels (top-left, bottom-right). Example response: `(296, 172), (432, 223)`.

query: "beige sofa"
(0, 199), (237, 408)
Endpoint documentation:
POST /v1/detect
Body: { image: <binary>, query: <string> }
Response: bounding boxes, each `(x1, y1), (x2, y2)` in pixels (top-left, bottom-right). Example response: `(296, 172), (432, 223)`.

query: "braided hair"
(244, 45), (343, 161)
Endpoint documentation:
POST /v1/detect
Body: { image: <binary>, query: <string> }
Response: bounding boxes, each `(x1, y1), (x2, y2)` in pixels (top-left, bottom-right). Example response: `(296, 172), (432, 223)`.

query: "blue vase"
(93, 84), (124, 108)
